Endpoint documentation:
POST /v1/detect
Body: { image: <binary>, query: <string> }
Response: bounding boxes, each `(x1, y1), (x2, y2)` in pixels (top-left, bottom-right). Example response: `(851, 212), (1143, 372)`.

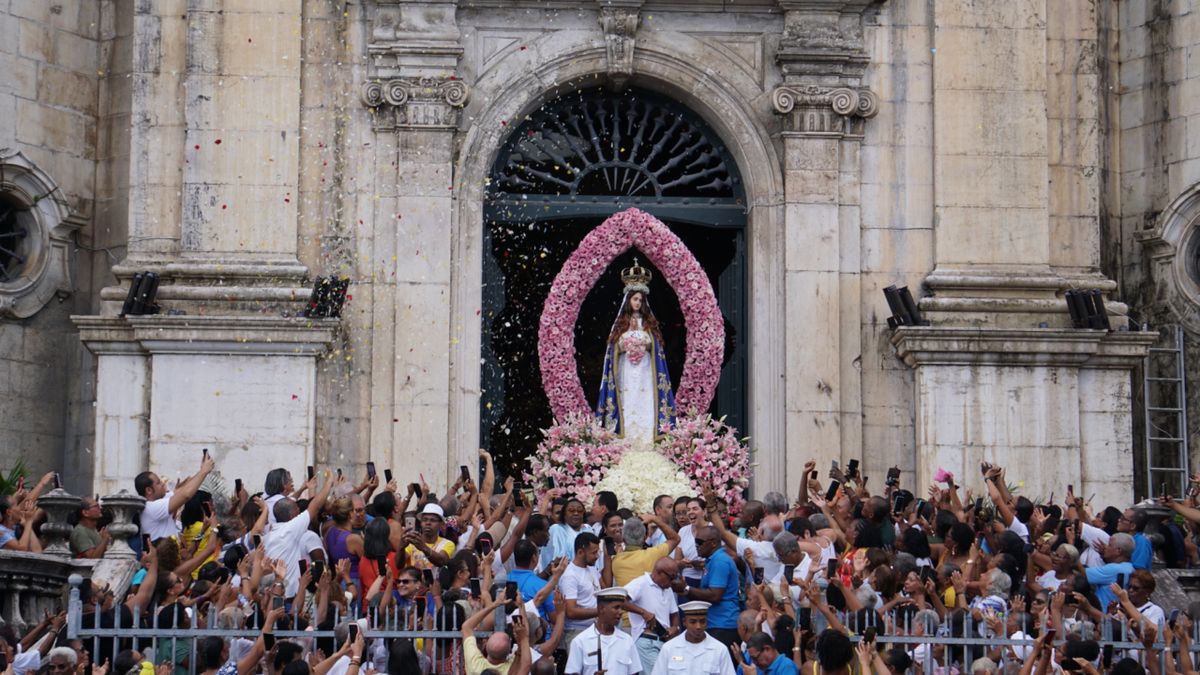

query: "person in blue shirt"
(684, 525), (742, 647)
(740, 631), (799, 675)
(508, 539), (566, 620)
(1119, 509), (1153, 570)
(1085, 532), (1135, 611)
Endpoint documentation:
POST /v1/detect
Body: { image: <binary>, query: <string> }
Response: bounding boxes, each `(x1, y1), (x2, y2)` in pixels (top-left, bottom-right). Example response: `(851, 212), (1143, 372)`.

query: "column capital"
(772, 85), (878, 138)
(362, 76), (469, 130)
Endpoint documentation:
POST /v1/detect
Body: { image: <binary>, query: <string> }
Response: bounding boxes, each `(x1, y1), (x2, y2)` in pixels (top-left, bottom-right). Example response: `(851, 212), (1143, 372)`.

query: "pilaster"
(772, 0), (880, 495)
(362, 0), (468, 488)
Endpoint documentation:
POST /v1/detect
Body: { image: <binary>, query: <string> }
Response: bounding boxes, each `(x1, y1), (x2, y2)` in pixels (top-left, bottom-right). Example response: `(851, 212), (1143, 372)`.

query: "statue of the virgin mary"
(595, 259), (677, 447)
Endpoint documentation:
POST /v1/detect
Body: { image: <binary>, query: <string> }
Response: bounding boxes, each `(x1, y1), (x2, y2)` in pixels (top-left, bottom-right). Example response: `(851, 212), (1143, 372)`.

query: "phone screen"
(469, 577), (481, 598)
(460, 465), (471, 482)
(307, 465), (315, 480)
(411, 483), (422, 498)
(422, 568), (434, 586)
(505, 581), (518, 602)
(271, 596), (284, 611)
(784, 564), (796, 581)
(797, 607), (812, 631)
(384, 468), (393, 483)
(366, 461), (376, 478)
(752, 567), (764, 584)
(299, 560), (308, 576)
(826, 558), (838, 579)
(1116, 573), (1126, 588)
(235, 478), (243, 494)
(143, 534), (152, 551)
(479, 539), (493, 555)
(347, 623), (358, 643)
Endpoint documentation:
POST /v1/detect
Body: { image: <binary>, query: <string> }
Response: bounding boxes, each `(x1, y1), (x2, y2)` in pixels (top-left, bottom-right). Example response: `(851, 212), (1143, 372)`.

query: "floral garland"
(538, 208), (725, 420)
(522, 412), (626, 506)
(658, 414), (752, 514)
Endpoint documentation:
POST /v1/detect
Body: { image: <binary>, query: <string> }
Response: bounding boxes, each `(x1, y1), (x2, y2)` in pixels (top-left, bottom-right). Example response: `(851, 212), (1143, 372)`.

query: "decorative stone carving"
(99, 491), (145, 561)
(36, 489), (82, 558)
(598, 5), (641, 88)
(0, 148), (81, 319)
(362, 76), (469, 129)
(775, 1), (880, 81)
(772, 85), (878, 137)
(1136, 182), (1200, 335)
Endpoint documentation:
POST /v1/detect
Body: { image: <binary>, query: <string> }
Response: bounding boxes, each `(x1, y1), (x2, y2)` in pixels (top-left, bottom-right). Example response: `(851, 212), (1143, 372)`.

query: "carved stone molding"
(362, 76), (470, 130)
(597, 3), (642, 89)
(771, 85), (878, 137)
(775, 0), (882, 82)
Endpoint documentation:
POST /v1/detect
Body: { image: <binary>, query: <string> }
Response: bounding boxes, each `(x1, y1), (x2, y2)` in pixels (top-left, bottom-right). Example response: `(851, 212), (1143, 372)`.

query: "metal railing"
(64, 579), (1200, 675)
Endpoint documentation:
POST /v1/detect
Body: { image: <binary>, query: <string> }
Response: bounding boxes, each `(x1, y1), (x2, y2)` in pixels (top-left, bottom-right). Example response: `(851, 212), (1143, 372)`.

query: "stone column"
(360, 1), (469, 487)
(771, 0), (879, 494)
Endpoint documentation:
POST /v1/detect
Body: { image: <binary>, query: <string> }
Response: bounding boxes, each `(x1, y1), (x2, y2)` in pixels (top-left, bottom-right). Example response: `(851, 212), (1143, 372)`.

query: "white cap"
(596, 587), (630, 602)
(679, 601), (711, 614)
(420, 503), (445, 519)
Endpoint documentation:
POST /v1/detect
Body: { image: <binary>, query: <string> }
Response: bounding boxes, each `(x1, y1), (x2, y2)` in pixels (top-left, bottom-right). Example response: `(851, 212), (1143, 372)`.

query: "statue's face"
(629, 292), (643, 312)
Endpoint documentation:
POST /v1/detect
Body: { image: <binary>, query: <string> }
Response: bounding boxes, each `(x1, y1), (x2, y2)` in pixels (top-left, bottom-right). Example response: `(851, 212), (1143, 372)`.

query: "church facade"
(2, 0), (1197, 507)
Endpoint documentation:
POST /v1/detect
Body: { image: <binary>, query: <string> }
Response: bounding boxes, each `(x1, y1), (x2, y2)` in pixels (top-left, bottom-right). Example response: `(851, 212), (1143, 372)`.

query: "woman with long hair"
(324, 497), (363, 588)
(595, 260), (677, 446)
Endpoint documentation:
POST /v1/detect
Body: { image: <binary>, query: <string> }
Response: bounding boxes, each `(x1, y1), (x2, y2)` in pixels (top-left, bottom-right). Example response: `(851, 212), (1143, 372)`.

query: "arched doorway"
(479, 87), (748, 479)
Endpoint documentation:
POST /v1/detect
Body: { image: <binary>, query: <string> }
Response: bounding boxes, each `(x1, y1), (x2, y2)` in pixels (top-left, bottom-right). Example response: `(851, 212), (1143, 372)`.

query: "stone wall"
(1111, 0), (1200, 496)
(0, 1), (107, 488)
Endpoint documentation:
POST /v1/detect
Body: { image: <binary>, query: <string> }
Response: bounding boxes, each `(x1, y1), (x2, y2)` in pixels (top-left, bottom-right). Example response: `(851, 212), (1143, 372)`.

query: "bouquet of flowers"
(618, 331), (652, 365)
(658, 413), (751, 514)
(594, 449), (695, 512)
(524, 412), (627, 506)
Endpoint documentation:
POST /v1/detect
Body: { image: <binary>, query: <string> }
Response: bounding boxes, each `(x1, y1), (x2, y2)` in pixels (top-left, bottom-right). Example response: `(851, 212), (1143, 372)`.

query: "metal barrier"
(63, 575), (1200, 675)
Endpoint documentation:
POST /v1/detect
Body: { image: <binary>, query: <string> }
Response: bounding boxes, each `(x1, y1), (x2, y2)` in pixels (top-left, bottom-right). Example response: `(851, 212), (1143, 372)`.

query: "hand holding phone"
(347, 623), (359, 643)
(460, 465), (471, 482)
(384, 468), (393, 483)
(469, 577), (481, 598)
(366, 461), (377, 479)
(307, 465), (316, 480)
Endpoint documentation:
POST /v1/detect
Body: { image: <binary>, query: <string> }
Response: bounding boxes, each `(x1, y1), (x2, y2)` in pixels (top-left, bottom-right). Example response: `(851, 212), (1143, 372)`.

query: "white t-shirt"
(736, 538), (781, 583)
(1080, 524), (1110, 568)
(300, 530), (325, 563)
(263, 511), (313, 597)
(625, 572), (678, 637)
(264, 493), (286, 529)
(1036, 570), (1067, 592)
(560, 562), (600, 631)
(677, 525), (703, 582)
(141, 492), (180, 541)
(1007, 518), (1030, 544)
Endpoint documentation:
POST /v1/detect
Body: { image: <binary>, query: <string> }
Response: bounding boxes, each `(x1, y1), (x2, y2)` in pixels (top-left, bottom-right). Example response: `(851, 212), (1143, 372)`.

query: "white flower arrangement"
(593, 449), (695, 512)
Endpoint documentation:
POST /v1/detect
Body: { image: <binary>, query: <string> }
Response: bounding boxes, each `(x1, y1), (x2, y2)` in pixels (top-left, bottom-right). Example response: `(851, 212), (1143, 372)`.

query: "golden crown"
(620, 258), (652, 295)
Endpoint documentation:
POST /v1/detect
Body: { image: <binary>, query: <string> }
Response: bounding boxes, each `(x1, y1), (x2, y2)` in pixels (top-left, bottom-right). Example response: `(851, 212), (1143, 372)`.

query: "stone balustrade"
(0, 489), (145, 632)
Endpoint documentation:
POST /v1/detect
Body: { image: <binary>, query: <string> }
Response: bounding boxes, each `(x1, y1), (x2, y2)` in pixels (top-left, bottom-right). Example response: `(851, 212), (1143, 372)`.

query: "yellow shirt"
(180, 522), (217, 580)
(612, 543), (671, 587)
(404, 537), (455, 570)
(463, 637), (512, 675)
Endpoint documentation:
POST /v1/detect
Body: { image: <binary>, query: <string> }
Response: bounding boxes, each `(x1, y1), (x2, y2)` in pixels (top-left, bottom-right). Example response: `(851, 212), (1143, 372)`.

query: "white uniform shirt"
(561, 562), (601, 631)
(625, 572), (678, 637)
(651, 632), (735, 675)
(566, 624), (641, 675)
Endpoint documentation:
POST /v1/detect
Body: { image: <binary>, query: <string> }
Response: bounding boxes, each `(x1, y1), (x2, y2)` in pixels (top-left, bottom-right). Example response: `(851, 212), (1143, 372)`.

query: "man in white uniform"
(566, 587), (641, 675)
(652, 601), (736, 675)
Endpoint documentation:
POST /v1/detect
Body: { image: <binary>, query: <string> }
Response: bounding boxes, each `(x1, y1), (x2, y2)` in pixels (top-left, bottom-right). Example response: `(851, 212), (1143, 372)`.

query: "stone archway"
(446, 34), (788, 488)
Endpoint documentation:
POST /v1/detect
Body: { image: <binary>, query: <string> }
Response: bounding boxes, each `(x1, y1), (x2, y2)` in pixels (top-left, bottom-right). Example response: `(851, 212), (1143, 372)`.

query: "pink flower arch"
(538, 208), (725, 420)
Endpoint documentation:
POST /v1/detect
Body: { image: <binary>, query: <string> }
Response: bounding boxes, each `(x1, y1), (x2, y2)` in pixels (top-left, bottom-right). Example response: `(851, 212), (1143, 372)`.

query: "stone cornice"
(73, 315), (338, 357)
(597, 1), (643, 88)
(890, 327), (1156, 369)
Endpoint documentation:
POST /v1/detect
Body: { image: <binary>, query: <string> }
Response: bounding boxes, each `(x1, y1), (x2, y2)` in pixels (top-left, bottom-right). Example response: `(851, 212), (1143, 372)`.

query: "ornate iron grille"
(490, 89), (741, 200)
(0, 197), (28, 283)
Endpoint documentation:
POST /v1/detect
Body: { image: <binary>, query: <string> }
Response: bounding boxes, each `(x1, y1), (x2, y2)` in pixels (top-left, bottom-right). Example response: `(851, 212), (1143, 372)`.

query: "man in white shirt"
(135, 453), (215, 542)
(675, 498), (709, 587)
(263, 470), (333, 598)
(645, 495), (675, 547)
(566, 587), (641, 675)
(651, 601), (735, 675)
(626, 559), (680, 674)
(561, 531), (602, 646)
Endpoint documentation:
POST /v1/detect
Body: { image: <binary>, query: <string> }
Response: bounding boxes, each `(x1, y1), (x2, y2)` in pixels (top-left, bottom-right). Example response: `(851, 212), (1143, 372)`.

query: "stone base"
(73, 315), (336, 495)
(892, 327), (1155, 509)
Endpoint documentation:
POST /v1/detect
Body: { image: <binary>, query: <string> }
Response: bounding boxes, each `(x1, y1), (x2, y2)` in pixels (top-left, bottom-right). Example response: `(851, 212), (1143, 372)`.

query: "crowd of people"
(2, 452), (1200, 675)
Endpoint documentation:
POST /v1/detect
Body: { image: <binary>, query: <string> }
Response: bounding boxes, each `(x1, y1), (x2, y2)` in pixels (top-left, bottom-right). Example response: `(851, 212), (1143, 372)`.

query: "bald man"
(626, 557), (682, 672)
(461, 596), (519, 675)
